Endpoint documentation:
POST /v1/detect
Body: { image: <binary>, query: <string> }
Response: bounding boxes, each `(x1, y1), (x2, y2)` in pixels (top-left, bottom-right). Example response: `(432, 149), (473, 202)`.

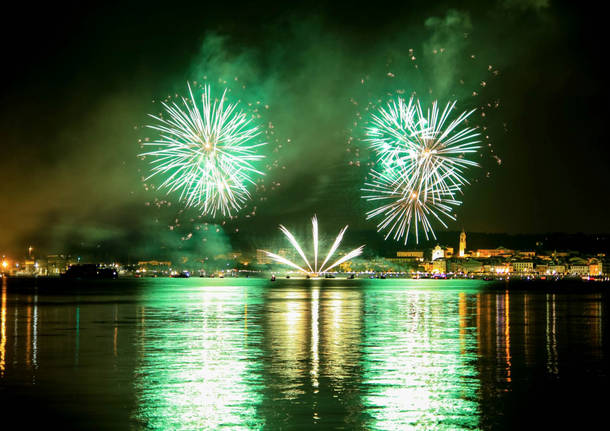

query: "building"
(137, 260), (172, 275)
(447, 258), (483, 274)
(517, 251), (536, 258)
(431, 258), (446, 273)
(256, 249), (272, 265)
(589, 259), (603, 276)
(513, 261), (534, 273)
(431, 245), (444, 261)
(484, 263), (511, 274)
(396, 251), (424, 259)
(431, 246), (454, 261)
(388, 251), (424, 266)
(46, 254), (73, 275)
(547, 265), (566, 274)
(475, 248), (514, 258)
(569, 264), (589, 276)
(459, 230), (466, 258)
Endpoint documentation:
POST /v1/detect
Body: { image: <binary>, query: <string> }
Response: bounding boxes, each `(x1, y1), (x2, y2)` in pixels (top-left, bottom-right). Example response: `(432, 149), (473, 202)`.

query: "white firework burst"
(363, 97), (480, 243)
(362, 168), (462, 244)
(141, 83), (266, 217)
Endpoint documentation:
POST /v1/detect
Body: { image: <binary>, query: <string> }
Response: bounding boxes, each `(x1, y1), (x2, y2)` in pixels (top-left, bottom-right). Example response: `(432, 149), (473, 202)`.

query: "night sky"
(0, 0), (607, 259)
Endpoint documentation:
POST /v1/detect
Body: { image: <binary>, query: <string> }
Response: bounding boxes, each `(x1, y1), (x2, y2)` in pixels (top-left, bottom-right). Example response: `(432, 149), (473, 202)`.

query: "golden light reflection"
(459, 292), (467, 354)
(75, 305), (80, 366)
(320, 289), (363, 386)
(546, 293), (559, 375)
(505, 290), (511, 382)
(26, 299), (31, 368)
(524, 293), (531, 366)
(0, 278), (6, 376)
(266, 289), (309, 398)
(311, 288), (319, 391)
(113, 304), (118, 358)
(476, 293), (481, 357)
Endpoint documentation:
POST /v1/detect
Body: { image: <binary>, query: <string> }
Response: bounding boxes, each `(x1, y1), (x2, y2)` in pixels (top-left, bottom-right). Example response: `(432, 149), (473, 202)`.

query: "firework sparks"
(264, 215), (364, 275)
(362, 167), (462, 244)
(363, 97), (480, 243)
(141, 83), (266, 217)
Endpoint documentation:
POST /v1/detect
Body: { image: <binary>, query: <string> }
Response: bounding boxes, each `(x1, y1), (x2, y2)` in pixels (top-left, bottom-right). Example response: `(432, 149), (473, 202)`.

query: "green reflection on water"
(132, 280), (266, 430)
(131, 279), (483, 430)
(361, 281), (482, 430)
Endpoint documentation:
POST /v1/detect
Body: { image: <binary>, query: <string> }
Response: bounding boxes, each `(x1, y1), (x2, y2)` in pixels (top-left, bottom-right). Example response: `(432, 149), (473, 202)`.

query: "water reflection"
(132, 282), (265, 430)
(1, 278), (6, 375)
(0, 279), (607, 430)
(546, 293), (559, 375)
(259, 284), (366, 428)
(361, 285), (480, 430)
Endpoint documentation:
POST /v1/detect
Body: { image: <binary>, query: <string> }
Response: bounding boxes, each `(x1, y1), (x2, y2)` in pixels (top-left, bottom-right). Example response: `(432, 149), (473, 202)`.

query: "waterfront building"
(547, 264), (566, 275)
(517, 251), (536, 258)
(431, 258), (446, 273)
(256, 249), (272, 265)
(459, 230), (466, 258)
(396, 250), (424, 259)
(484, 263), (511, 274)
(588, 259), (603, 276)
(432, 245), (444, 261)
(569, 264), (589, 275)
(475, 247), (514, 258)
(513, 261), (534, 273)
(46, 254), (74, 275)
(388, 251), (424, 267)
(137, 260), (172, 275)
(447, 258), (483, 274)
(430, 246), (455, 261)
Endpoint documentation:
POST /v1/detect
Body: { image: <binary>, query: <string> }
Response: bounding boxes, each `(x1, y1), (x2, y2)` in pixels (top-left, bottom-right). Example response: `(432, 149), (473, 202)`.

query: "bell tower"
(459, 229), (466, 258)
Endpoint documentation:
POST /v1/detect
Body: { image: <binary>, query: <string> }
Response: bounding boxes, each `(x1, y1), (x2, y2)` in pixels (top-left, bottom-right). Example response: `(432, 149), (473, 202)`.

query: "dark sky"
(0, 0), (607, 258)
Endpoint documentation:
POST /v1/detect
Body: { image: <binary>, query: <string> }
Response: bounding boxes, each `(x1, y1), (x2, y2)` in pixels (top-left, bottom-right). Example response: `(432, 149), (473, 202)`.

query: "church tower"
(459, 229), (466, 258)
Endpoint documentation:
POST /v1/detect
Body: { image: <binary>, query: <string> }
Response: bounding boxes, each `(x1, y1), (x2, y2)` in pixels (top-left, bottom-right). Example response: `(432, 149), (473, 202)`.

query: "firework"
(363, 97), (480, 243)
(264, 215), (364, 275)
(362, 167), (462, 244)
(141, 83), (266, 217)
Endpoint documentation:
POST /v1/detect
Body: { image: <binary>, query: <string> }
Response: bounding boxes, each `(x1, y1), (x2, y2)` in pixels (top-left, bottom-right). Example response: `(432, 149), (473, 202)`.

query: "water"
(0, 277), (607, 430)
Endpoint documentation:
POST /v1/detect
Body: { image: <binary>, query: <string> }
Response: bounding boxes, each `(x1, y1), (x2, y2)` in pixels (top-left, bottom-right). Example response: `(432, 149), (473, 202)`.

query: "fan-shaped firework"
(264, 215), (364, 275)
(141, 83), (266, 217)
(363, 97), (480, 243)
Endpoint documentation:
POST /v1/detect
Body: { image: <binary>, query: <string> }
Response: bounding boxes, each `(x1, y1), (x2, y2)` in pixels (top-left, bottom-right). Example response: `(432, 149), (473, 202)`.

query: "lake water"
(0, 277), (607, 430)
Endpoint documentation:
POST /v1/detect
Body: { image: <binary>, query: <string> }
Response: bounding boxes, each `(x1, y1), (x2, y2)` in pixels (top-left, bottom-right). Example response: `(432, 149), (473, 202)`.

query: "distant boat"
(286, 275), (290, 279)
(347, 274), (355, 279)
(324, 274), (335, 279)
